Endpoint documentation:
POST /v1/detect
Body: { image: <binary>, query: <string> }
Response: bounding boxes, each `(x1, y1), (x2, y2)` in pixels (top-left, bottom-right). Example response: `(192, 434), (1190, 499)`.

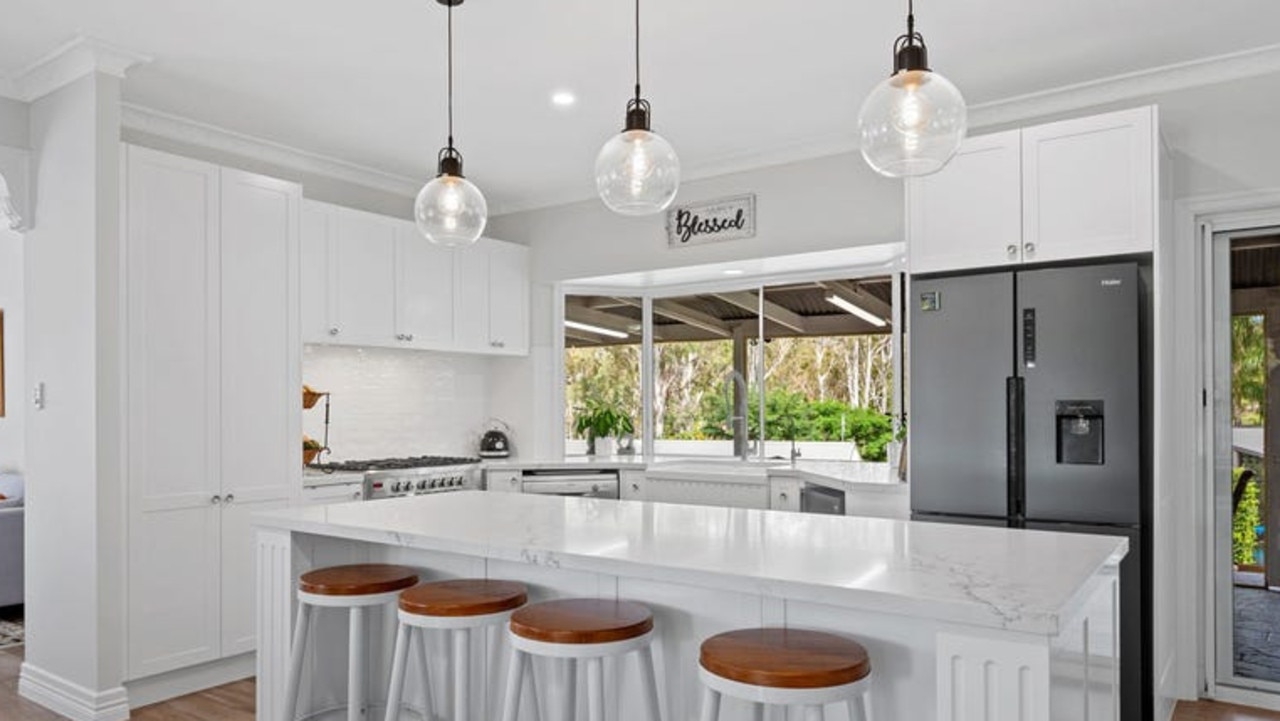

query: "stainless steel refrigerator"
(909, 261), (1151, 721)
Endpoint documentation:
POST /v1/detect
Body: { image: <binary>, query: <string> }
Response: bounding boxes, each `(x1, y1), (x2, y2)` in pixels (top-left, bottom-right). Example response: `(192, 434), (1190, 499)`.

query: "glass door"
(1212, 228), (1280, 692)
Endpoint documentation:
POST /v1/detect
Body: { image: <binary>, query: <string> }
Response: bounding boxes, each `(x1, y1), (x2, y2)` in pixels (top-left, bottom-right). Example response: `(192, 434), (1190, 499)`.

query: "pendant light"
(415, 0), (488, 247)
(857, 0), (967, 178)
(595, 0), (680, 216)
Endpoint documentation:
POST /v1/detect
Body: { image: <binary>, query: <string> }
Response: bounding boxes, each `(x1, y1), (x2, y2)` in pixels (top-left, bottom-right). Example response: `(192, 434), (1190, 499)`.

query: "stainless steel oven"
(519, 470), (620, 499)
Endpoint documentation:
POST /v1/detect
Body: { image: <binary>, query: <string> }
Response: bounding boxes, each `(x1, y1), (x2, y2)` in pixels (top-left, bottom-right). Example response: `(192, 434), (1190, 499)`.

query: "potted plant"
(303, 436), (324, 466)
(574, 401), (634, 457)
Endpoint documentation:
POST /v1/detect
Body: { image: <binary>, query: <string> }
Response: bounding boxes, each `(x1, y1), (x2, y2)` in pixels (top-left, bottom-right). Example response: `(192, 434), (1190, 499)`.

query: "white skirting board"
(124, 652), (256, 709)
(19, 662), (130, 721)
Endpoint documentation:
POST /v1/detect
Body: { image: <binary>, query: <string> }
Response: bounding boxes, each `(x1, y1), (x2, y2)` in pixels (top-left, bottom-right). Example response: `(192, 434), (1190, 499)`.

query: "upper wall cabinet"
(302, 199), (529, 356)
(907, 106), (1159, 274)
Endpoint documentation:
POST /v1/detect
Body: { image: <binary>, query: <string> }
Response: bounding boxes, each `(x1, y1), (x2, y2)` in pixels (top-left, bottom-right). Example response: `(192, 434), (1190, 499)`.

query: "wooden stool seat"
(299, 563), (419, 597)
(700, 628), (871, 689)
(510, 598), (654, 645)
(399, 579), (528, 617)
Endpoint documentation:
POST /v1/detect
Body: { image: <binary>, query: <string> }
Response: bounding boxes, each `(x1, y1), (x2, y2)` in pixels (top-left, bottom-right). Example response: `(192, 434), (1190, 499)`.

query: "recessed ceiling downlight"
(552, 91), (577, 107)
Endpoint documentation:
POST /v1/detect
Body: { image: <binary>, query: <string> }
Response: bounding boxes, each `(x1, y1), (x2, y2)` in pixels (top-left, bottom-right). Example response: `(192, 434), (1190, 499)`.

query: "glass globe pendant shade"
(595, 128), (681, 217)
(415, 170), (487, 248)
(859, 67), (967, 178)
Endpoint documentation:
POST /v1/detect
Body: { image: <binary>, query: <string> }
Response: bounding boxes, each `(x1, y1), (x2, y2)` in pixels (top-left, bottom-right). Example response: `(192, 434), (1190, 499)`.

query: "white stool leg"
(637, 644), (662, 721)
(563, 659), (577, 721)
(283, 603), (313, 721)
(383, 623), (411, 721)
(524, 654), (542, 721)
(848, 694), (869, 721)
(697, 685), (720, 721)
(414, 628), (435, 721)
(500, 648), (526, 721)
(585, 658), (604, 721)
(452, 628), (470, 721)
(802, 705), (824, 721)
(749, 703), (764, 721)
(348, 606), (366, 721)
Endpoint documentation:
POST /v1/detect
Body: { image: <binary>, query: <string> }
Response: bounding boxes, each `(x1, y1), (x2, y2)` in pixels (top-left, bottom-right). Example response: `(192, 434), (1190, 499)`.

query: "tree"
(1232, 314), (1267, 427)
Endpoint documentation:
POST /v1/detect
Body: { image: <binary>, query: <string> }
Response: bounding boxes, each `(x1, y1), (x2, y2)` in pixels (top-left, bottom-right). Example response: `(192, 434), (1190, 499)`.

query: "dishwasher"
(800, 482), (846, 515)
(518, 469), (621, 499)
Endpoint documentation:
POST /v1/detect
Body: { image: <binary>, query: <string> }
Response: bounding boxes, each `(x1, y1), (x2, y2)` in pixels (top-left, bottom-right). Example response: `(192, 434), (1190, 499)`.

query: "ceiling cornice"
(966, 41), (1280, 129)
(120, 103), (423, 200)
(0, 36), (150, 102)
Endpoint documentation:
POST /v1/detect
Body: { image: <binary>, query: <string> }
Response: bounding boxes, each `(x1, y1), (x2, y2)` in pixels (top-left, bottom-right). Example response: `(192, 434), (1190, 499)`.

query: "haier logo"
(1100, 279), (1123, 287)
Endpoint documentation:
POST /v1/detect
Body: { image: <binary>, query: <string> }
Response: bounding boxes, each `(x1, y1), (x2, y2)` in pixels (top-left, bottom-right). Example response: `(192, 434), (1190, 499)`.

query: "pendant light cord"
(447, 2), (455, 151)
(634, 0), (642, 103)
(906, 0), (915, 45)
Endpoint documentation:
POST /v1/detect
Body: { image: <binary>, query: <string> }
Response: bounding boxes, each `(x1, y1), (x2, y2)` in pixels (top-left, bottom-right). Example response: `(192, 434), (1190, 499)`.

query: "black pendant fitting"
(893, 40), (929, 74)
(435, 0), (464, 6)
(437, 146), (465, 178)
(625, 97), (652, 132)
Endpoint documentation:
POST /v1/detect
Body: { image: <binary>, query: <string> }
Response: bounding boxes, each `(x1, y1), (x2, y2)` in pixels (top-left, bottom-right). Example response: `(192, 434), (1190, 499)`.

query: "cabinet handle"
(510, 478), (519, 486)
(406, 334), (414, 342)
(352, 491), (362, 500)
(631, 483), (640, 491)
(1023, 242), (1036, 257)
(779, 492), (788, 501)
(1006, 244), (1018, 259)
(329, 327), (340, 336)
(224, 494), (234, 504)
(211, 495), (222, 505)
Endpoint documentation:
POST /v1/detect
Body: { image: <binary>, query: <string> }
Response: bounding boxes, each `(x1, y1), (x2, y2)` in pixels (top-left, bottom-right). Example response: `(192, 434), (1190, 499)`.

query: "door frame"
(1185, 190), (1280, 705)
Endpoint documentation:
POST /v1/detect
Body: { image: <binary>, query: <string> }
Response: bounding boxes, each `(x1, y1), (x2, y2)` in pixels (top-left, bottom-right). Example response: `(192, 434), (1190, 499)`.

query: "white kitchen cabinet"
(124, 145), (301, 680)
(485, 470), (523, 493)
(907, 129), (1023, 274)
(486, 239), (531, 355)
(1021, 106), (1156, 263)
(333, 207), (397, 345)
(301, 201), (529, 356)
(769, 477), (803, 512)
(907, 106), (1158, 274)
(394, 222), (455, 349)
(620, 471), (646, 501)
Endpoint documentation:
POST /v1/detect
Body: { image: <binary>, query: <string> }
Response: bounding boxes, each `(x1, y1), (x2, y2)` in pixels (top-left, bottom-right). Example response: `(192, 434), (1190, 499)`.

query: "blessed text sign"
(666, 194), (756, 248)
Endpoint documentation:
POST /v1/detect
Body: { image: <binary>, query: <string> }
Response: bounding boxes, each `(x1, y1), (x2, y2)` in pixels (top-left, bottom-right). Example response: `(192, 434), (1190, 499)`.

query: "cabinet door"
(219, 497), (290, 656)
(907, 129), (1023, 273)
(220, 168), (301, 505)
(1021, 106), (1155, 263)
(620, 471), (646, 501)
(333, 208), (397, 345)
(487, 240), (530, 355)
(300, 201), (334, 343)
(395, 222), (455, 349)
(769, 478), (803, 512)
(486, 470), (523, 493)
(452, 241), (491, 353)
(124, 145), (223, 679)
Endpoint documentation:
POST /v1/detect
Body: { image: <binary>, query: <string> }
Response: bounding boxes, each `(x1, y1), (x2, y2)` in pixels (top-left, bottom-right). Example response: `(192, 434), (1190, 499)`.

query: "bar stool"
(697, 628), (872, 721)
(283, 564), (420, 721)
(383, 579), (529, 721)
(499, 598), (663, 721)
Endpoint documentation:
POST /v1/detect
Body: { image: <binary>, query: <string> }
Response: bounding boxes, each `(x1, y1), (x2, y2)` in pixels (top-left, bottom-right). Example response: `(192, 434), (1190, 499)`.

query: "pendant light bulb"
(418, 0), (487, 247)
(596, 0), (680, 216)
(858, 0), (966, 178)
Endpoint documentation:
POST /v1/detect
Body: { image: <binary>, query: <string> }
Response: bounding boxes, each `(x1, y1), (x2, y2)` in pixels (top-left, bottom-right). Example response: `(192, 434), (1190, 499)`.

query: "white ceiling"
(2, 0), (1278, 213)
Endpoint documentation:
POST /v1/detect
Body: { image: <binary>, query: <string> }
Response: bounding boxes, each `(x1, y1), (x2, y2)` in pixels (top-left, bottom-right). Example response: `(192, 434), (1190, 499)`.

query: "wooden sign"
(667, 194), (756, 248)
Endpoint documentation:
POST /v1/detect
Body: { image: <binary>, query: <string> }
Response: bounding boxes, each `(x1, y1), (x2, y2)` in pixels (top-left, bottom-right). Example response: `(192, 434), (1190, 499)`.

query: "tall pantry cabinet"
(123, 145), (301, 679)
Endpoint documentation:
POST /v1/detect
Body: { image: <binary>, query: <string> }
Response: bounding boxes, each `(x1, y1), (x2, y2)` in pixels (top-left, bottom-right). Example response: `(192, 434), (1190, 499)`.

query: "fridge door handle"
(1006, 376), (1026, 524)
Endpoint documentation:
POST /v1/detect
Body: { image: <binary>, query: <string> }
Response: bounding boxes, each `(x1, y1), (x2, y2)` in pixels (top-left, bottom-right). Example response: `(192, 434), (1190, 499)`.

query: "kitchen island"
(255, 491), (1126, 721)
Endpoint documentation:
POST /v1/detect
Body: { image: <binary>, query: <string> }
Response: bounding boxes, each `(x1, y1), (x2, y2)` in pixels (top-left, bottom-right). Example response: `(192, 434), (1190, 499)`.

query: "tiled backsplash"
(302, 345), (491, 461)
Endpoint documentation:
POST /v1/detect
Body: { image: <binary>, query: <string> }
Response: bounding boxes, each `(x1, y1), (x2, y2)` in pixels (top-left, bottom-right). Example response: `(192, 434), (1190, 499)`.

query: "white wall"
(0, 228), (22, 472)
(0, 97), (28, 148)
(302, 345), (492, 460)
(22, 71), (128, 702)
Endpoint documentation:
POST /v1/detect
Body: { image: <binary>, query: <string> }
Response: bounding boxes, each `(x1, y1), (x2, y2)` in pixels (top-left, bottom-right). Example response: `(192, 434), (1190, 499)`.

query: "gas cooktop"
(311, 455), (481, 473)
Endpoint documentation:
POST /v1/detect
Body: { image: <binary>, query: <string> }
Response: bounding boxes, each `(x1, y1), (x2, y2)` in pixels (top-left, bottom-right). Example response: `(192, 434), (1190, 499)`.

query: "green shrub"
(1233, 468), (1263, 566)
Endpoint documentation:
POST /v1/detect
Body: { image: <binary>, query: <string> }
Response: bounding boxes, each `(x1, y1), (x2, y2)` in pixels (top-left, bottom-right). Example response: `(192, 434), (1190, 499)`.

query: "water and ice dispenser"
(1056, 400), (1105, 465)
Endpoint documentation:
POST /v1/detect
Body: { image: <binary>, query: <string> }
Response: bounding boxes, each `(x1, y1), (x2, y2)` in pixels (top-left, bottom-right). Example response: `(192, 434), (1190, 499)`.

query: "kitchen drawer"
(485, 470), (522, 493)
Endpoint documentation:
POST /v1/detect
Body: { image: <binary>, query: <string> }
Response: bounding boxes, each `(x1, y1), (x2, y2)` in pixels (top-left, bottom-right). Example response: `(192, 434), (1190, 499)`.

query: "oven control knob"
(417, 480), (428, 491)
(430, 479), (441, 488)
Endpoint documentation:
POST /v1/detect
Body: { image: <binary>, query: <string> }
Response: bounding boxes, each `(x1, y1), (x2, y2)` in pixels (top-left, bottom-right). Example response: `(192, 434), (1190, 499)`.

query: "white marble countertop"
(256, 491), (1126, 635)
(772, 460), (906, 493)
(482, 455), (652, 471)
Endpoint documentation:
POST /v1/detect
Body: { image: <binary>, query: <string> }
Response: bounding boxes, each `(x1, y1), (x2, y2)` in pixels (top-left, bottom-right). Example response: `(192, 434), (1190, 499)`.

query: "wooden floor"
(4, 642), (1280, 720)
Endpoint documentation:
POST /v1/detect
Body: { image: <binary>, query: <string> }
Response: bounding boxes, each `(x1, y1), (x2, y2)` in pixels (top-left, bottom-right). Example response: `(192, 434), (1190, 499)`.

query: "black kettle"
(479, 420), (512, 458)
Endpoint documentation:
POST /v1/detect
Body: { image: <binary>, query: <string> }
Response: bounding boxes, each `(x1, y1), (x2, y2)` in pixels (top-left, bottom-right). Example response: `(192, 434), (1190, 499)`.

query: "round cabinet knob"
(406, 334), (414, 342)
(352, 491), (362, 500)
(631, 483), (640, 491)
(779, 492), (788, 501)
(510, 478), (518, 486)
(1006, 244), (1018, 259)
(329, 327), (340, 336)
(1024, 242), (1036, 257)
(211, 495), (222, 505)
(591, 484), (600, 493)
(224, 494), (234, 504)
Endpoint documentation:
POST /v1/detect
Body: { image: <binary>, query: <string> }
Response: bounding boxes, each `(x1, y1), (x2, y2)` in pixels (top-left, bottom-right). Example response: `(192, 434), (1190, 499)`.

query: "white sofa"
(0, 474), (23, 608)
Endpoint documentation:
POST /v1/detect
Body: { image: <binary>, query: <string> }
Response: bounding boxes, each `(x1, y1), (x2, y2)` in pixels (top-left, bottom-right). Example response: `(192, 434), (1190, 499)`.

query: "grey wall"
(0, 97), (28, 148)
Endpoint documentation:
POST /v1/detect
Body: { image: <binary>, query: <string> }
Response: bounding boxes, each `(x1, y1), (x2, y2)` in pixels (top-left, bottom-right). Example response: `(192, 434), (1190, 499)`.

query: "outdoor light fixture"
(858, 0), (967, 178)
(415, 0), (488, 247)
(826, 294), (888, 327)
(595, 0), (681, 216)
(565, 320), (630, 340)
